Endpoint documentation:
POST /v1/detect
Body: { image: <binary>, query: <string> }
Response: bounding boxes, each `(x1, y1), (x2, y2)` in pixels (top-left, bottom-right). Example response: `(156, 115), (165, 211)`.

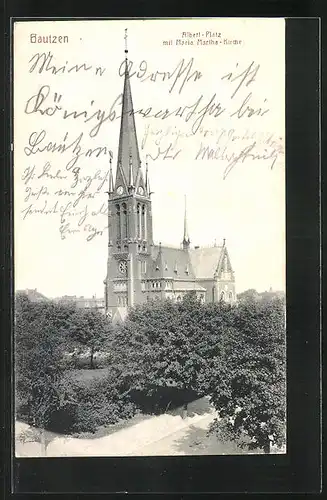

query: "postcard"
(13, 18), (285, 458)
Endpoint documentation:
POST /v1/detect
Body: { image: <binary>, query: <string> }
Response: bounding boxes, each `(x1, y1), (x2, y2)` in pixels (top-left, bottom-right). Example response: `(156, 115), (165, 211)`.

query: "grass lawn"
(68, 367), (110, 385)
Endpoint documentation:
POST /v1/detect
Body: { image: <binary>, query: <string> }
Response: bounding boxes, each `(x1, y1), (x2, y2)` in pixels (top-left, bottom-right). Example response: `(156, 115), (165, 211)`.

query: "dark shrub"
(46, 371), (138, 434)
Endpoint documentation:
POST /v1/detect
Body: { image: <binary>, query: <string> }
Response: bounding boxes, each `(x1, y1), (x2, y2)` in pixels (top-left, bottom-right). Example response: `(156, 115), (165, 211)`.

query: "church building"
(104, 34), (236, 322)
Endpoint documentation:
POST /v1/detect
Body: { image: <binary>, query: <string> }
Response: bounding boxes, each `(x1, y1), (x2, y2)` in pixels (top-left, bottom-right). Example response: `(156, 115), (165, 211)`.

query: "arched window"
(229, 292), (233, 301)
(116, 204), (121, 240)
(220, 291), (225, 301)
(122, 203), (128, 239)
(137, 203), (141, 239)
(212, 287), (215, 303)
(141, 261), (147, 274)
(141, 204), (146, 240)
(104, 286), (108, 308)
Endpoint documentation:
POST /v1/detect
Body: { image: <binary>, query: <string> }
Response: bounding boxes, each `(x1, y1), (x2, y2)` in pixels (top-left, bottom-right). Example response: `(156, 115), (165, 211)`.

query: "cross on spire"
(124, 28), (128, 55)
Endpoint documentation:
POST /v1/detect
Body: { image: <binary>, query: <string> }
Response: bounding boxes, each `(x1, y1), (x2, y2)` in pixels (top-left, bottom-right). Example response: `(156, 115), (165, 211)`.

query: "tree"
(237, 289), (260, 302)
(111, 293), (230, 415)
(208, 296), (286, 453)
(68, 308), (113, 369)
(15, 294), (75, 452)
(120, 294), (204, 391)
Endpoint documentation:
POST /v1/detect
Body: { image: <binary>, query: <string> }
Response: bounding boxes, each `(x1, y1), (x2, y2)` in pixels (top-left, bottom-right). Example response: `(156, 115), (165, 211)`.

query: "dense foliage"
(208, 296), (286, 453)
(51, 368), (138, 433)
(15, 294), (114, 431)
(15, 294), (74, 428)
(68, 307), (113, 368)
(15, 290), (286, 452)
(112, 293), (233, 396)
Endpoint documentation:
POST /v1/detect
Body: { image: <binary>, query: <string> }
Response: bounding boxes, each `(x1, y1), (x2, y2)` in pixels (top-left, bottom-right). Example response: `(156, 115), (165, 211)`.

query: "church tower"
(104, 29), (153, 319)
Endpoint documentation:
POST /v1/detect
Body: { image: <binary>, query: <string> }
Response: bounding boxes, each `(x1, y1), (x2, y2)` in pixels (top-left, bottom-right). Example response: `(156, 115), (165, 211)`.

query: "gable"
(189, 246), (223, 279)
(216, 247), (234, 279)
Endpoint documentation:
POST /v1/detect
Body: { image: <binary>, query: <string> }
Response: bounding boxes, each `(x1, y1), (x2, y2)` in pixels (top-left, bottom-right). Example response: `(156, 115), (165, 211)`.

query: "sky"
(14, 18), (285, 297)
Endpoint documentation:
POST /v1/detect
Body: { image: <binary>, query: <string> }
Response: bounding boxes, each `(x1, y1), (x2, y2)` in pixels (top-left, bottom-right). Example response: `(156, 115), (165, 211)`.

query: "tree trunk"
(90, 348), (94, 369)
(40, 428), (47, 456)
(263, 441), (270, 454)
(181, 402), (188, 419)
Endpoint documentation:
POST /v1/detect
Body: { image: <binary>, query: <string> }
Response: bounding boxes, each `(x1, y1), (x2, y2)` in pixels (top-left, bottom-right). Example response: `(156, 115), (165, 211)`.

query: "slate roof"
(149, 245), (195, 279)
(147, 244), (228, 283)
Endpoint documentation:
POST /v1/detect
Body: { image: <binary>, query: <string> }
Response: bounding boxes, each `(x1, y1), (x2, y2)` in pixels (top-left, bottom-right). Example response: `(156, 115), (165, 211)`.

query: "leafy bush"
(46, 370), (138, 434)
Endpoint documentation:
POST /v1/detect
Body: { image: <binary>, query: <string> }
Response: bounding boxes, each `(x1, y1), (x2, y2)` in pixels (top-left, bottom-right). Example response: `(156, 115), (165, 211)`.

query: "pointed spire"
(128, 148), (134, 190)
(114, 29), (142, 192)
(145, 158), (149, 192)
(108, 156), (114, 194)
(134, 160), (142, 190)
(182, 194), (190, 250)
(155, 242), (163, 272)
(145, 156), (152, 196)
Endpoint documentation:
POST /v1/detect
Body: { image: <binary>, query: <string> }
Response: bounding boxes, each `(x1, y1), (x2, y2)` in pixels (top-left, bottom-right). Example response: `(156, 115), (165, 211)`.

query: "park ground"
(15, 396), (285, 457)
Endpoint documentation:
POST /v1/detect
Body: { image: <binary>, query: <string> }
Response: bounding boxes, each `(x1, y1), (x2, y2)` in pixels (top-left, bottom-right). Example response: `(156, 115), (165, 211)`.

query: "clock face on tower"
(138, 186), (144, 195)
(117, 186), (124, 195)
(118, 260), (127, 275)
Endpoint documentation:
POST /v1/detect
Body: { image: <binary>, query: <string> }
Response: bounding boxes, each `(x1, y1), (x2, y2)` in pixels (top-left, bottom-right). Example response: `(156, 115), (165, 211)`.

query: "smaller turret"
(182, 194), (190, 250)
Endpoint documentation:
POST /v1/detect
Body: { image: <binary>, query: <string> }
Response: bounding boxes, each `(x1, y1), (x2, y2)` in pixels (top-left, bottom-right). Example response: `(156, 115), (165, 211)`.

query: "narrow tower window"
(116, 204), (121, 240)
(122, 203), (128, 238)
(137, 203), (141, 239)
(141, 204), (146, 240)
